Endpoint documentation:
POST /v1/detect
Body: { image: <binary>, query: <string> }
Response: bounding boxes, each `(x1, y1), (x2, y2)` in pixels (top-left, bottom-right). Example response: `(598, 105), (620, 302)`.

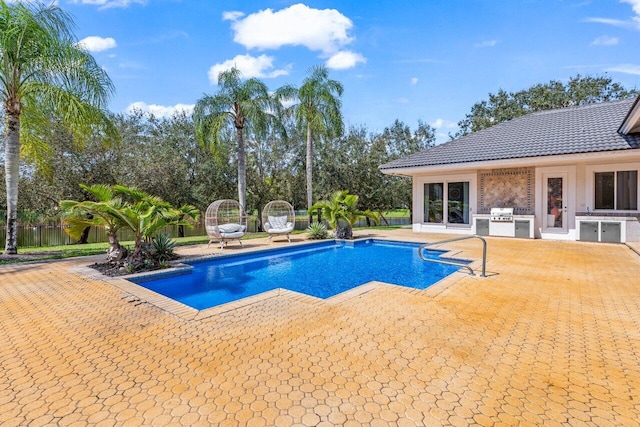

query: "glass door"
(448, 182), (469, 224)
(545, 174), (567, 231)
(424, 183), (444, 223)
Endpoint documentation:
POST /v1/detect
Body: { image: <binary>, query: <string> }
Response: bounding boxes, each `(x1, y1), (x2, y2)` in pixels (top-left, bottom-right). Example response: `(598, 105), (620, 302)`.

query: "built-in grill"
(490, 207), (514, 222)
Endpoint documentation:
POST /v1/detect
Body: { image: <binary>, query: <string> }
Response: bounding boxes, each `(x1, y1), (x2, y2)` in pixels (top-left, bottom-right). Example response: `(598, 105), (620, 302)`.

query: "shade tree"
(455, 74), (638, 137)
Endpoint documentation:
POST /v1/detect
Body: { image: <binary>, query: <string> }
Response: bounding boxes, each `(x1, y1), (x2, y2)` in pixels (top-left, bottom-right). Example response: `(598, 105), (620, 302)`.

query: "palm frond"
(79, 183), (114, 202)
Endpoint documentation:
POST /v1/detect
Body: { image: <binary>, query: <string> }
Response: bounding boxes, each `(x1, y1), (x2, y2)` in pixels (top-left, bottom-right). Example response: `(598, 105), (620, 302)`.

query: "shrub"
(306, 222), (329, 240)
(151, 232), (177, 263)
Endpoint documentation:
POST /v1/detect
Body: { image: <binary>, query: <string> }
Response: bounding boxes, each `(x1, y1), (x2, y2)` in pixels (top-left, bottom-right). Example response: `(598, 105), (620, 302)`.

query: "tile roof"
(380, 97), (640, 171)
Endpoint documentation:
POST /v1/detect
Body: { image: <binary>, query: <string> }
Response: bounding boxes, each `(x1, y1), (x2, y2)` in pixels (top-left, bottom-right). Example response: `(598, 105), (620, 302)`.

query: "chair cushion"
(268, 222), (294, 234)
(218, 223), (243, 233)
(220, 231), (244, 239)
(268, 215), (288, 229)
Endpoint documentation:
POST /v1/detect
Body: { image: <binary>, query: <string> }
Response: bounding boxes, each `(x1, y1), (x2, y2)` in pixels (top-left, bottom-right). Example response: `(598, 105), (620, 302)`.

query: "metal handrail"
(418, 235), (487, 277)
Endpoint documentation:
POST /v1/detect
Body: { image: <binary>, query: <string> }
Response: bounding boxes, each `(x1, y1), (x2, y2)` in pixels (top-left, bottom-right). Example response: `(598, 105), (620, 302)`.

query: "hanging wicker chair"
(262, 200), (295, 242)
(205, 200), (247, 249)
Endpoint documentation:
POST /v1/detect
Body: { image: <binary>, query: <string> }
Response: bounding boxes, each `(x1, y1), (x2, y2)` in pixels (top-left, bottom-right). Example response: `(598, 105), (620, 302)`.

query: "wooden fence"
(0, 216), (410, 248)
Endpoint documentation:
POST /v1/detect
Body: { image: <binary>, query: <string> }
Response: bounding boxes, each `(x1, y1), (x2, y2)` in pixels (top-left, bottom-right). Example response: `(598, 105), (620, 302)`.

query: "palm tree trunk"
(4, 112), (20, 255)
(306, 123), (313, 224)
(128, 235), (146, 269)
(106, 231), (127, 263)
(236, 127), (247, 210)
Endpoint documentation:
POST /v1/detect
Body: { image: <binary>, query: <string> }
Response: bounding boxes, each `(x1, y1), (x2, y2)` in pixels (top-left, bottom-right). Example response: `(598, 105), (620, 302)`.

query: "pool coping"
(73, 237), (478, 321)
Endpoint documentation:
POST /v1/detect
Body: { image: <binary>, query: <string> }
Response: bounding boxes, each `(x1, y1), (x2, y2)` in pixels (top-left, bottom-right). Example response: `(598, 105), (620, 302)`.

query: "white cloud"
(325, 50), (366, 70)
(69, 0), (146, 9)
(584, 1), (640, 28)
(622, 0), (640, 16)
(223, 11), (245, 21)
(410, 77), (419, 85)
(224, 4), (366, 70)
(125, 102), (195, 118)
(227, 3), (356, 55)
(591, 35), (619, 45)
(605, 63), (640, 75)
(396, 97), (409, 104)
(77, 36), (117, 52)
(474, 40), (497, 48)
(208, 54), (290, 84)
(430, 118), (457, 129)
(625, 0), (640, 26)
(583, 17), (635, 28)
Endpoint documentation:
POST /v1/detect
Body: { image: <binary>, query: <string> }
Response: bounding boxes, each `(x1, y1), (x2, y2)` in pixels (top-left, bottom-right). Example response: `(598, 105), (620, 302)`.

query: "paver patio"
(1, 229), (639, 426)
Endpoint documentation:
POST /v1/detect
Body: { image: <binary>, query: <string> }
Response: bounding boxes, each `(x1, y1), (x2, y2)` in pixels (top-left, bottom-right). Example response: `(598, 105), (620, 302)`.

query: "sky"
(44, 0), (640, 143)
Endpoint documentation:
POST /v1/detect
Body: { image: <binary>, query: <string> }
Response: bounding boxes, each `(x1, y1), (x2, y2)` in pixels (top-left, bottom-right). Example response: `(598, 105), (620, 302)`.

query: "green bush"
(306, 222), (329, 240)
(151, 232), (177, 263)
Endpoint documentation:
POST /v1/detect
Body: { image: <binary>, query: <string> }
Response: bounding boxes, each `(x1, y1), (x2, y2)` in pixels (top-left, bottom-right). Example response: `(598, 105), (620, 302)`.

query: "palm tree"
(308, 190), (378, 240)
(61, 184), (200, 267)
(107, 185), (199, 268)
(193, 67), (280, 211)
(295, 65), (344, 223)
(60, 184), (129, 262)
(1, 1), (115, 255)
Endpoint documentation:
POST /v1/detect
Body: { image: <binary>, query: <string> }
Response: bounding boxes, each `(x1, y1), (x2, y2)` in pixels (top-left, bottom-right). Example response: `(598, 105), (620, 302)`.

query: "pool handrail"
(418, 235), (487, 277)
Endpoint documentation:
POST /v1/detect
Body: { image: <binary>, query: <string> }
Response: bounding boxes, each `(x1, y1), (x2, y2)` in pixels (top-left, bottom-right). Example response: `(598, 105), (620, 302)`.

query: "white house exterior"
(380, 97), (640, 243)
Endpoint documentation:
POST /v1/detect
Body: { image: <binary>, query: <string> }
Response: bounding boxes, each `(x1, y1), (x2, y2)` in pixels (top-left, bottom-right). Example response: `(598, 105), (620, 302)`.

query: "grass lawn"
(0, 233), (267, 264)
(0, 226), (405, 265)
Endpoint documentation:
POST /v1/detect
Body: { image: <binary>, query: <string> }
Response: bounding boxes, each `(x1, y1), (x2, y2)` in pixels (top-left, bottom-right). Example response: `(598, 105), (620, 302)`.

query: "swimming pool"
(130, 239), (466, 310)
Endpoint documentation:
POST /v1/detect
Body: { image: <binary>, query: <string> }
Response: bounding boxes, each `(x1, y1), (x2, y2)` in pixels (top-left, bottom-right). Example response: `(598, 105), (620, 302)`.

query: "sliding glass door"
(424, 181), (470, 225)
(424, 183), (444, 223)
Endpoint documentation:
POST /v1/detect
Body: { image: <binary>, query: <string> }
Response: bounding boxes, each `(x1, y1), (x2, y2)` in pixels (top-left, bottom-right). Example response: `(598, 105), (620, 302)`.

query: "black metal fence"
(0, 216), (410, 248)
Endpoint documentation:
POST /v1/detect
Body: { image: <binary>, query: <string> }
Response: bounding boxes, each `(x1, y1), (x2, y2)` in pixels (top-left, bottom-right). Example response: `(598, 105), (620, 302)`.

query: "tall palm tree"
(193, 67), (280, 211)
(1, 1), (115, 254)
(295, 65), (344, 222)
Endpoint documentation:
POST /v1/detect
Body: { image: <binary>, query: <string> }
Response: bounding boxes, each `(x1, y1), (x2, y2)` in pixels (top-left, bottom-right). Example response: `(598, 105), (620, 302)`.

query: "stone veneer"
(478, 167), (534, 214)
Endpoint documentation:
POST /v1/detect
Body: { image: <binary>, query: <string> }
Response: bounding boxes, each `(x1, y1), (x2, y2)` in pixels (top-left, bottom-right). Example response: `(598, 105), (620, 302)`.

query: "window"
(424, 183), (443, 223)
(617, 171), (638, 210)
(595, 170), (637, 210)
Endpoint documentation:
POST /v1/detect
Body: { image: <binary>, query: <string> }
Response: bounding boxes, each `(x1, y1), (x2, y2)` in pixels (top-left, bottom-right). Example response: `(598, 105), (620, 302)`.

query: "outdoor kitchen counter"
(473, 214), (535, 238)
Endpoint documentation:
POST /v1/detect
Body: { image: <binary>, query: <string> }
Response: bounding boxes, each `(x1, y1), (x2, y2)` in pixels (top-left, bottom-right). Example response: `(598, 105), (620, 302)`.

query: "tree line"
(0, 112), (433, 227)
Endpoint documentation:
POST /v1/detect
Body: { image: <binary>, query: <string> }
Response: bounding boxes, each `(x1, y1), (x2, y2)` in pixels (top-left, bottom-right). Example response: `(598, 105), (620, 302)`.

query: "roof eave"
(618, 95), (640, 134)
(379, 149), (640, 176)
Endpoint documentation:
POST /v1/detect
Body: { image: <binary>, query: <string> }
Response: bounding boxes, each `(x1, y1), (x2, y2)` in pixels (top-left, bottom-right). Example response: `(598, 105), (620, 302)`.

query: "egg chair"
(205, 199), (247, 249)
(262, 200), (295, 242)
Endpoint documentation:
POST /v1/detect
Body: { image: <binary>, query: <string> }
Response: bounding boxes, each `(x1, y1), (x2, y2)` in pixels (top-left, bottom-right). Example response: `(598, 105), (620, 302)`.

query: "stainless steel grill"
(490, 207), (514, 222)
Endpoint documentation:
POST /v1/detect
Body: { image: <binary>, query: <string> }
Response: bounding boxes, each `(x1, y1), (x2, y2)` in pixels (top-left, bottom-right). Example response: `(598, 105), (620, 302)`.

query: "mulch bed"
(90, 254), (200, 277)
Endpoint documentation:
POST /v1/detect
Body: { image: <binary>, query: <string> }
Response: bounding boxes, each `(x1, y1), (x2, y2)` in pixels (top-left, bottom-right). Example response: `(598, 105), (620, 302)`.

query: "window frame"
(422, 179), (472, 225)
(587, 164), (639, 213)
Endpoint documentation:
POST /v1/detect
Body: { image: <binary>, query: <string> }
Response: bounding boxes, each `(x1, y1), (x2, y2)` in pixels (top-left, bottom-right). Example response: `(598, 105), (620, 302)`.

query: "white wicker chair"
(262, 200), (295, 242)
(205, 200), (247, 249)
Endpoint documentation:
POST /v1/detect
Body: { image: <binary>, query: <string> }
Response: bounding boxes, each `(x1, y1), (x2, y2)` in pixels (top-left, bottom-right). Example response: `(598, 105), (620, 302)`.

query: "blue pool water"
(130, 239), (465, 310)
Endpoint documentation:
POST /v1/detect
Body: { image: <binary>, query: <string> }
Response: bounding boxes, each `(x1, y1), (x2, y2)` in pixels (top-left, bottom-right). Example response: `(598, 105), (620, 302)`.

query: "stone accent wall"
(478, 167), (534, 214)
